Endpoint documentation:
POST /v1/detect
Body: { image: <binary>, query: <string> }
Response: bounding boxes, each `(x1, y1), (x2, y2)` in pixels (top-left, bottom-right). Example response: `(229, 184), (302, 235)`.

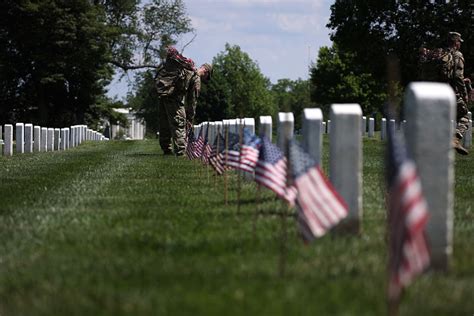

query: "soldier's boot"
(452, 137), (469, 155)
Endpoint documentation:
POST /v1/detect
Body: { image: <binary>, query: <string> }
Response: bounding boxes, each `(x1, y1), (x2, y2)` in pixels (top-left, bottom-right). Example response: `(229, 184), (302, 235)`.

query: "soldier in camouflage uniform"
(158, 63), (212, 156)
(448, 32), (470, 155)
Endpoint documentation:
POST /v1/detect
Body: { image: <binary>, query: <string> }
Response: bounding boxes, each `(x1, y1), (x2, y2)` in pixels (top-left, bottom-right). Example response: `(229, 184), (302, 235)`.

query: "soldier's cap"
(449, 31), (463, 42)
(201, 63), (213, 81)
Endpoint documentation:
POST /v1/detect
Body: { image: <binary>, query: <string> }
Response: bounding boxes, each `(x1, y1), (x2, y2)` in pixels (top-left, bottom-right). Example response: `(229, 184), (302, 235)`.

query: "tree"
(197, 44), (276, 122)
(310, 44), (386, 117)
(327, 1), (473, 86)
(0, 0), (193, 126)
(271, 78), (315, 131)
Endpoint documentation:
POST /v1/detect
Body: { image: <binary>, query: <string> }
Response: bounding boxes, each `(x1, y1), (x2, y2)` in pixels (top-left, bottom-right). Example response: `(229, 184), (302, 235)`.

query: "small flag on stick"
(288, 140), (348, 241)
(386, 123), (430, 304)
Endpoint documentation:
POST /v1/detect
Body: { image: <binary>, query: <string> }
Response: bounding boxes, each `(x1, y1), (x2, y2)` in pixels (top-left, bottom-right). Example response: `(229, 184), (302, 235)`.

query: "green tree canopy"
(327, 1), (473, 85)
(310, 45), (386, 117)
(271, 78), (315, 131)
(0, 0), (192, 126)
(198, 44), (276, 122)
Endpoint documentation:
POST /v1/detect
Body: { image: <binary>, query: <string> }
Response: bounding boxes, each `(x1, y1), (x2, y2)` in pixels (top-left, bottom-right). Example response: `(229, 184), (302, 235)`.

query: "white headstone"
(277, 112), (294, 152)
(259, 116), (272, 140)
(16, 123), (24, 153)
(34, 126), (41, 152)
(330, 104), (363, 234)
(302, 108), (323, 165)
(41, 127), (48, 152)
(25, 124), (33, 153)
(388, 119), (396, 136)
(54, 128), (60, 150)
(4, 124), (13, 156)
(60, 128), (67, 150)
(65, 128), (70, 149)
(368, 118), (375, 138)
(47, 128), (54, 151)
(463, 111), (472, 148)
(327, 120), (331, 134)
(322, 121), (327, 134)
(244, 118), (255, 135)
(361, 116), (367, 136)
(381, 118), (387, 140)
(405, 82), (455, 271)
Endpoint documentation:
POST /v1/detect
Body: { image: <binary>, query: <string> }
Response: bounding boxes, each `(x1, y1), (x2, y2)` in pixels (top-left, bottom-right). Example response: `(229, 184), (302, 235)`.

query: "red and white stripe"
(388, 160), (430, 300)
(295, 165), (348, 238)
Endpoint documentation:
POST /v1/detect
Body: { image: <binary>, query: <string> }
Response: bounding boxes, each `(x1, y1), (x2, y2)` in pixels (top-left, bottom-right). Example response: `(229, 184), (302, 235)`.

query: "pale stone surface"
(47, 128), (54, 151)
(25, 124), (33, 153)
(65, 128), (70, 149)
(71, 126), (76, 147)
(41, 127), (48, 152)
(4, 124), (13, 156)
(302, 108), (323, 165)
(327, 120), (331, 134)
(405, 82), (455, 271)
(16, 123), (24, 153)
(60, 128), (67, 150)
(34, 126), (41, 152)
(463, 112), (472, 148)
(368, 118), (375, 138)
(381, 118), (387, 140)
(362, 116), (367, 136)
(259, 116), (272, 140)
(388, 119), (396, 136)
(54, 128), (60, 150)
(244, 118), (255, 135)
(277, 112), (294, 153)
(330, 104), (363, 234)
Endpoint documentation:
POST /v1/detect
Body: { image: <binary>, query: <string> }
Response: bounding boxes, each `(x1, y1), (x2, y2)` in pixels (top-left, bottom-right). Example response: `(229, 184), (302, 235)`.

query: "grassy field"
(0, 137), (473, 315)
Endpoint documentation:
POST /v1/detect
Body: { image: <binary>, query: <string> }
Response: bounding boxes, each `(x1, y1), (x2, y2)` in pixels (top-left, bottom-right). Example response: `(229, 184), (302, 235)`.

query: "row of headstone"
(195, 82), (456, 271)
(193, 118), (257, 144)
(0, 123), (108, 157)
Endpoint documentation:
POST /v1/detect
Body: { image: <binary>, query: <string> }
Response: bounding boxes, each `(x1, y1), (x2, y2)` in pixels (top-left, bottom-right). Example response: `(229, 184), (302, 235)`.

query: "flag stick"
(386, 53), (401, 316)
(215, 125), (221, 188)
(237, 120), (243, 213)
(278, 136), (291, 278)
(253, 184), (261, 241)
(224, 125), (229, 206)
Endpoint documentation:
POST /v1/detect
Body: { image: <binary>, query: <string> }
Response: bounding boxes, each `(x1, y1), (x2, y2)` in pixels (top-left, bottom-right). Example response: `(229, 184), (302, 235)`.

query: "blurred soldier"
(156, 47), (213, 156)
(447, 32), (470, 155)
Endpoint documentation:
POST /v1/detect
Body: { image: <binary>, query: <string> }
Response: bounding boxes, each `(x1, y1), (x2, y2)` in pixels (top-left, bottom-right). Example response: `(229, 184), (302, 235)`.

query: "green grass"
(0, 137), (473, 315)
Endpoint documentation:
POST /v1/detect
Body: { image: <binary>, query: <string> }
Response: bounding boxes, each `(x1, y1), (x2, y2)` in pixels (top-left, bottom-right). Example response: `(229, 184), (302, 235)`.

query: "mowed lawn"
(0, 137), (473, 315)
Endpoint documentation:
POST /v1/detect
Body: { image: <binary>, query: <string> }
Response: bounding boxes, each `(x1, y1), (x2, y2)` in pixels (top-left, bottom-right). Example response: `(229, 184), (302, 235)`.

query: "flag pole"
(253, 184), (261, 241)
(224, 125), (229, 206)
(386, 52), (401, 316)
(279, 136), (291, 278)
(237, 119), (244, 214)
(215, 125), (220, 188)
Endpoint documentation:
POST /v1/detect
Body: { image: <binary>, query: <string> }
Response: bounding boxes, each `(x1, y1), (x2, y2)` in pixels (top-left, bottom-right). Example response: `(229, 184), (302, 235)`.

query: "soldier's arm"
(453, 53), (468, 101)
(185, 75), (200, 123)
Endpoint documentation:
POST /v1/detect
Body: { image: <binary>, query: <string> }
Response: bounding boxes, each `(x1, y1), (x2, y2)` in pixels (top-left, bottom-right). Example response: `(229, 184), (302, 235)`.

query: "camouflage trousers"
(158, 96), (186, 155)
(455, 98), (470, 139)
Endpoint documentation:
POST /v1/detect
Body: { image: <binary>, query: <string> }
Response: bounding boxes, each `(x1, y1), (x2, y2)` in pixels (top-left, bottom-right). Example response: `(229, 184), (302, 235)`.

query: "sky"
(106, 0), (334, 99)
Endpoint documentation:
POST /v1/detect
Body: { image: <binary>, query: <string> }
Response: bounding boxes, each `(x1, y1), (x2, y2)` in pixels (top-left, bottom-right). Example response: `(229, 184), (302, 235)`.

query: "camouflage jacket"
(184, 72), (201, 122)
(450, 48), (468, 101)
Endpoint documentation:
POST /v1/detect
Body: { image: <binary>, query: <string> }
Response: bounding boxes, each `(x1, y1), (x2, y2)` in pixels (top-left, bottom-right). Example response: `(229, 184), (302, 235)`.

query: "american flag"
(192, 126), (205, 158)
(386, 123), (430, 302)
(225, 128), (261, 173)
(219, 130), (240, 171)
(254, 136), (296, 204)
(200, 124), (213, 164)
(288, 140), (348, 241)
(209, 132), (226, 175)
